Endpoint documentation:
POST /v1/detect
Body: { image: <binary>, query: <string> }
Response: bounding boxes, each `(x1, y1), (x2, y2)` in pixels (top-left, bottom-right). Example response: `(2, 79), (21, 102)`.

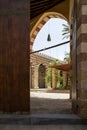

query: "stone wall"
(76, 0), (87, 118)
(30, 53), (58, 88)
(71, 0), (87, 118)
(30, 53), (68, 89)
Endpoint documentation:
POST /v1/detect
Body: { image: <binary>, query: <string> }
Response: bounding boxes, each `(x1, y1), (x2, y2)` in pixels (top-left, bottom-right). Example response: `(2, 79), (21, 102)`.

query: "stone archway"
(30, 12), (68, 51)
(30, 12), (70, 91)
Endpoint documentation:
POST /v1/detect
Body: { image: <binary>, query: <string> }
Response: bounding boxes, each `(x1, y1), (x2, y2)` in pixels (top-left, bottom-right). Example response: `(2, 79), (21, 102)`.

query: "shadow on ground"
(30, 97), (73, 114)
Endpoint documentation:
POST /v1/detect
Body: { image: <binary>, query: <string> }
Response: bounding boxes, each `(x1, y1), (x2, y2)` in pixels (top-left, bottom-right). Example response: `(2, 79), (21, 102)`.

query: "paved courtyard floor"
(30, 89), (73, 114)
(0, 89), (87, 130)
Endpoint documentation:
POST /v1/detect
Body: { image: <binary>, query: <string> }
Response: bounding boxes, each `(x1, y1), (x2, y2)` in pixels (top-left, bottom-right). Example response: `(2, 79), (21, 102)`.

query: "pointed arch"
(30, 12), (68, 51)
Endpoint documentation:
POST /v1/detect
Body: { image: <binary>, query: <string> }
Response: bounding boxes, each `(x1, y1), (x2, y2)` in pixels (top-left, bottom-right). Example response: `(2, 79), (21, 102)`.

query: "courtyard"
(30, 89), (73, 114)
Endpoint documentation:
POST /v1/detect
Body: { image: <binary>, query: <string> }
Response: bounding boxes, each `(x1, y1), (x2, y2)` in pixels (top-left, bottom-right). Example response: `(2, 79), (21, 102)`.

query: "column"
(52, 68), (57, 89)
(63, 71), (67, 88)
(72, 0), (87, 118)
(76, 0), (87, 118)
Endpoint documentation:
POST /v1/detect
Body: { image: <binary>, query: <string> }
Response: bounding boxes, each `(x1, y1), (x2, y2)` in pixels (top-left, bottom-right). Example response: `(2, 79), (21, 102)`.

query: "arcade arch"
(30, 12), (69, 52)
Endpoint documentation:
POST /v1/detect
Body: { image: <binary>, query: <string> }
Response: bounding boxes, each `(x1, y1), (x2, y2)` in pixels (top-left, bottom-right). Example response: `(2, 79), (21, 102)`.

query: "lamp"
(47, 34), (51, 41)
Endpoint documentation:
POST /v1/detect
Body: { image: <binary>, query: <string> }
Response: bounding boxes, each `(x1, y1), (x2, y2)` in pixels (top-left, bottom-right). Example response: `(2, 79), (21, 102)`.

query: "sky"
(32, 18), (70, 61)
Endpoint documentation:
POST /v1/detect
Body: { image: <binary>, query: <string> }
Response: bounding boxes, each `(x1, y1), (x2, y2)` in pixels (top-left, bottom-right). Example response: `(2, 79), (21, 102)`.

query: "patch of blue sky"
(33, 18), (70, 61)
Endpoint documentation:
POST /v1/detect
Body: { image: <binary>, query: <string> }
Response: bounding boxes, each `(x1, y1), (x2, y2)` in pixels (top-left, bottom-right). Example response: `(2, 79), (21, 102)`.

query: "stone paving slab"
(30, 91), (72, 114)
(0, 114), (87, 125)
(0, 124), (87, 130)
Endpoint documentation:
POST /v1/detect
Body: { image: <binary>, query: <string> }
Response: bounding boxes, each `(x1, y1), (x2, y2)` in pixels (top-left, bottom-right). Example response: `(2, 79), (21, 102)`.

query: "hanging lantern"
(47, 34), (51, 41)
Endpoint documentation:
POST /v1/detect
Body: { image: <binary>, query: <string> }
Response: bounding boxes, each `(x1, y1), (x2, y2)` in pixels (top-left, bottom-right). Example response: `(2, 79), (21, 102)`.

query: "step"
(0, 114), (87, 125)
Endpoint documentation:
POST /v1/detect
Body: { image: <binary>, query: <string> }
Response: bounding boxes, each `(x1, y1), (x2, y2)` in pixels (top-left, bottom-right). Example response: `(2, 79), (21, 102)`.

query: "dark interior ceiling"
(30, 0), (64, 19)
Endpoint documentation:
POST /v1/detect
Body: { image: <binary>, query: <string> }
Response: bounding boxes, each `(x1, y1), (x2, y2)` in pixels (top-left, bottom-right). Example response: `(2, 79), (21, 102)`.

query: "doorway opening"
(30, 12), (72, 115)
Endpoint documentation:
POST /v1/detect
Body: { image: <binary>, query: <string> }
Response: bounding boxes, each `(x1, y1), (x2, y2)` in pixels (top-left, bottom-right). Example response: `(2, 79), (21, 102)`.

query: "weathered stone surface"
(71, 0), (87, 118)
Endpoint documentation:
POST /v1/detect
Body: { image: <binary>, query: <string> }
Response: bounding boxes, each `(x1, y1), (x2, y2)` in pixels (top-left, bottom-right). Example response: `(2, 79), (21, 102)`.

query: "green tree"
(50, 60), (59, 86)
(45, 68), (52, 86)
(64, 52), (70, 63)
(64, 52), (71, 89)
(45, 60), (58, 87)
(45, 60), (63, 88)
(62, 22), (70, 40)
(50, 60), (58, 66)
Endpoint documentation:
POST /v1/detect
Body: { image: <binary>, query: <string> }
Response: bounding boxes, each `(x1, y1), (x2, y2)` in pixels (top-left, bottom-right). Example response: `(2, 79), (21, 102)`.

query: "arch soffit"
(30, 12), (68, 51)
